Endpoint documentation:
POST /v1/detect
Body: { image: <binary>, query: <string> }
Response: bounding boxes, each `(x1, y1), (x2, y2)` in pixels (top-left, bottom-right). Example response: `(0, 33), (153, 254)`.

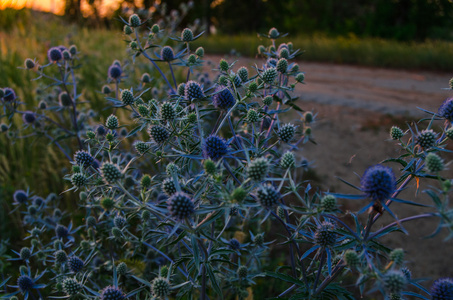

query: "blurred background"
(1, 0), (453, 291)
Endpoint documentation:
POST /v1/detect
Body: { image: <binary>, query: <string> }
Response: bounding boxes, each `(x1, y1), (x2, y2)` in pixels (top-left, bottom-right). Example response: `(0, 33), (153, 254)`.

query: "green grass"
(195, 33), (453, 71)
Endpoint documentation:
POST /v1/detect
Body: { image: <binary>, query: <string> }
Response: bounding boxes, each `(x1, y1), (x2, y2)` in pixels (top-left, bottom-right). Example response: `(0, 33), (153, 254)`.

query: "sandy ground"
(207, 55), (453, 286)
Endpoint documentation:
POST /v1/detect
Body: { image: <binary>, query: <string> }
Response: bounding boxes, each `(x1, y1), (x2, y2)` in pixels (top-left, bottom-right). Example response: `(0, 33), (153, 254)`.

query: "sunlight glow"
(0, 0), (124, 16)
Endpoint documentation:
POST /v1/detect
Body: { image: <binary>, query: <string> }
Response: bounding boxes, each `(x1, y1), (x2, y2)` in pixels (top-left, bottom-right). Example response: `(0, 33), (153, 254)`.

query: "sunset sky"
(0, 0), (125, 16)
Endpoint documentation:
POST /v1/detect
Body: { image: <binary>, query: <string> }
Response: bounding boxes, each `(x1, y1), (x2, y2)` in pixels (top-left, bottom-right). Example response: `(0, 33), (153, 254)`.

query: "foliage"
(1, 3), (453, 300)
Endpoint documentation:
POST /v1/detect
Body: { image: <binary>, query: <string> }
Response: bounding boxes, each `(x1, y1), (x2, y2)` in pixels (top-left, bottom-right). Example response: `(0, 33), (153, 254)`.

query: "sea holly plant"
(1, 5), (453, 300)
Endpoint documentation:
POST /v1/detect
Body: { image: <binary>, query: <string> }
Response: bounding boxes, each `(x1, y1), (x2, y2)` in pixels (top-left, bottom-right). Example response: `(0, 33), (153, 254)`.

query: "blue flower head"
(431, 278), (453, 300)
(438, 98), (453, 122)
(360, 165), (396, 202)
(17, 275), (33, 292)
(3, 87), (16, 102)
(13, 190), (28, 204)
(213, 86), (236, 110)
(100, 286), (125, 300)
(108, 64), (122, 80)
(47, 47), (63, 62)
(203, 135), (229, 160)
(22, 111), (36, 124)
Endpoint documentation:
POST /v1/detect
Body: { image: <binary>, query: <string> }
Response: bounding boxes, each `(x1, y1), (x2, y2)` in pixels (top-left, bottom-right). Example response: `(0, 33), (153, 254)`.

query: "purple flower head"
(22, 111), (36, 124)
(55, 224), (69, 239)
(13, 190), (28, 204)
(431, 278), (453, 300)
(203, 135), (229, 161)
(360, 165), (396, 202)
(161, 46), (175, 61)
(184, 80), (204, 101)
(108, 64), (122, 80)
(438, 98), (453, 122)
(17, 275), (33, 292)
(167, 192), (194, 220)
(100, 286), (125, 300)
(48, 47), (63, 62)
(3, 87), (16, 102)
(213, 86), (236, 110)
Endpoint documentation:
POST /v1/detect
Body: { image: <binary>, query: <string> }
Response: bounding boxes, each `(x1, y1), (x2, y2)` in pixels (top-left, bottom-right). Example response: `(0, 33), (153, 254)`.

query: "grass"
(195, 33), (453, 72)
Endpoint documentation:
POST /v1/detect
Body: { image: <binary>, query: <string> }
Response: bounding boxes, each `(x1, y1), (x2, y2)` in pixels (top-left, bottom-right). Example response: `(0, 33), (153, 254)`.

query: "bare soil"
(207, 55), (453, 285)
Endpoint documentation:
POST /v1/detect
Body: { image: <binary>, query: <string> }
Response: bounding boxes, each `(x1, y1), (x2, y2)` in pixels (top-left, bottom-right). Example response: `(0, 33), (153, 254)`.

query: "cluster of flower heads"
(1, 4), (453, 300)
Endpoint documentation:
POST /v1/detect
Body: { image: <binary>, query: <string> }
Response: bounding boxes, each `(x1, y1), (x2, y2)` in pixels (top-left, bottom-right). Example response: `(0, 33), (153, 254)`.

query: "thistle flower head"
(161, 102), (176, 120)
(256, 184), (280, 208)
(20, 247), (31, 260)
(276, 58), (288, 73)
(55, 249), (68, 264)
(152, 277), (170, 298)
(105, 115), (119, 129)
(430, 278), (453, 300)
(162, 178), (177, 196)
(101, 163), (122, 183)
(74, 150), (94, 167)
(438, 98), (453, 122)
(71, 173), (87, 187)
(237, 66), (248, 83)
(295, 73), (305, 83)
(55, 224), (69, 239)
(212, 86), (236, 110)
(360, 165), (396, 202)
(113, 215), (127, 228)
(203, 135), (229, 161)
(24, 58), (35, 69)
(229, 238), (241, 250)
(320, 195), (337, 211)
(185, 80), (204, 101)
(268, 27), (279, 39)
(3, 87), (17, 102)
(280, 151), (295, 169)
(17, 275), (33, 292)
(278, 123), (296, 143)
(181, 28), (194, 42)
(100, 286), (125, 300)
(425, 153), (444, 173)
(315, 221), (336, 247)
(116, 262), (127, 275)
(63, 278), (81, 295)
(14, 190), (28, 204)
(108, 64), (122, 80)
(161, 46), (175, 61)
(390, 126), (404, 140)
(167, 192), (194, 219)
(383, 270), (407, 295)
(128, 14), (141, 27)
(417, 129), (437, 149)
(196, 46), (205, 57)
(344, 250), (360, 268)
(120, 89), (135, 105)
(237, 266), (248, 278)
(48, 47), (63, 62)
(68, 256), (83, 272)
(148, 125), (169, 144)
(262, 67), (278, 84)
(247, 157), (270, 181)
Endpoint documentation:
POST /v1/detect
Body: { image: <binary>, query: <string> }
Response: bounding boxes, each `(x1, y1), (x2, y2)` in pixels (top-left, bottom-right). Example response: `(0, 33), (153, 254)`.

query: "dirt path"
(206, 55), (453, 284)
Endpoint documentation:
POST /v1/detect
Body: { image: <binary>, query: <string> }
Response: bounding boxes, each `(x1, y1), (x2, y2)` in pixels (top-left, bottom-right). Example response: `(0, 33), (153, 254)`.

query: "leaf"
(191, 235), (200, 270)
(264, 271), (305, 287)
(206, 264), (223, 299)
